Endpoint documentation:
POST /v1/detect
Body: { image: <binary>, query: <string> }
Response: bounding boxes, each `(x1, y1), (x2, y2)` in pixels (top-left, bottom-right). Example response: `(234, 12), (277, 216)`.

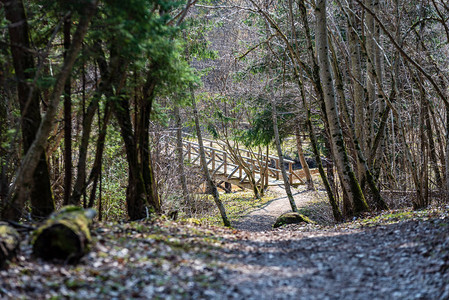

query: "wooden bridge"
(179, 137), (305, 191)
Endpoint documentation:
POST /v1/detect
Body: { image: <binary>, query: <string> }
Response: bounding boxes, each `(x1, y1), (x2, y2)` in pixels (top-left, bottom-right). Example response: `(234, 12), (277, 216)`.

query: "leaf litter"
(0, 207), (448, 299)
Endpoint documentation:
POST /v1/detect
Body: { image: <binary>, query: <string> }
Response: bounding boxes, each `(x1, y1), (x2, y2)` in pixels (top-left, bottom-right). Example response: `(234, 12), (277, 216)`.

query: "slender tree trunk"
(2, 0), (56, 219)
(347, 0), (365, 181)
(445, 106), (449, 199)
(63, 13), (73, 206)
(174, 104), (190, 208)
(139, 70), (160, 214)
(113, 93), (150, 220)
(4, 0), (98, 220)
(271, 97), (297, 212)
(364, 0), (376, 153)
(87, 102), (112, 208)
(295, 70), (343, 221)
(295, 123), (313, 189)
(316, 0), (369, 214)
(330, 40), (388, 210)
(191, 87), (230, 227)
(70, 44), (107, 205)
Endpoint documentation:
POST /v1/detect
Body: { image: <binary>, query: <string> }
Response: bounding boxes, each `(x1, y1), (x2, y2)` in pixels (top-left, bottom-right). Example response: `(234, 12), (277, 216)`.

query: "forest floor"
(1, 185), (449, 299)
(233, 184), (332, 231)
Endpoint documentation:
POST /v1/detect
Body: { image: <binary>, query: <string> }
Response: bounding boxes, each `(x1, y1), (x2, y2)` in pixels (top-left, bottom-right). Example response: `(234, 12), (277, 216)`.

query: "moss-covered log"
(0, 222), (20, 269)
(32, 206), (96, 263)
(273, 212), (314, 228)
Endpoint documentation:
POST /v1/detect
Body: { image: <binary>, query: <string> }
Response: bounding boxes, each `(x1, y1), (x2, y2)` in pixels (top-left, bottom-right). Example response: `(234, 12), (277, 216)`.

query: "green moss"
(273, 212), (315, 228)
(31, 206), (96, 261)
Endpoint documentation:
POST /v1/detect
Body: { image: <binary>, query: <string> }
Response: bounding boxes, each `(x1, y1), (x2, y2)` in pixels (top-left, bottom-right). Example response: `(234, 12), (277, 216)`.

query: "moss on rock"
(0, 222), (20, 269)
(273, 212), (314, 228)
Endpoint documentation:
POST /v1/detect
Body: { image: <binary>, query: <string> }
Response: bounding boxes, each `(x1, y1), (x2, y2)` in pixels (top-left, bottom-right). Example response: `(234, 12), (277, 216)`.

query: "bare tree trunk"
(113, 93), (151, 220)
(295, 71), (343, 221)
(330, 40), (388, 210)
(316, 0), (369, 214)
(347, 0), (365, 181)
(295, 123), (313, 189)
(191, 87), (230, 227)
(174, 104), (191, 208)
(271, 97), (297, 212)
(139, 71), (160, 215)
(71, 42), (107, 205)
(87, 103), (112, 208)
(446, 107), (449, 199)
(63, 14), (73, 206)
(4, 0), (98, 220)
(364, 0), (376, 153)
(2, 0), (57, 219)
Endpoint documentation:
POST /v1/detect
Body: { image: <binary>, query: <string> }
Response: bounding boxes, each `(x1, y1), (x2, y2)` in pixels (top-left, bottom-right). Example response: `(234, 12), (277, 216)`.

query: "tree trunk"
(347, 0), (366, 181)
(364, 0), (376, 154)
(2, 0), (54, 220)
(174, 104), (191, 208)
(295, 70), (343, 221)
(63, 14), (73, 206)
(315, 0), (369, 214)
(191, 87), (230, 227)
(139, 71), (160, 214)
(32, 206), (96, 263)
(295, 124), (313, 189)
(71, 41), (108, 205)
(5, 0), (97, 220)
(87, 103), (112, 208)
(271, 97), (298, 212)
(112, 93), (151, 220)
(330, 40), (388, 210)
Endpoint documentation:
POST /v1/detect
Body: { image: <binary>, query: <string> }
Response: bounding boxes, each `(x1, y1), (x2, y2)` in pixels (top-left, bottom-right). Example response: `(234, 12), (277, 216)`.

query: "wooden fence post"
(275, 159), (280, 180)
(224, 152), (227, 175)
(289, 162), (293, 184)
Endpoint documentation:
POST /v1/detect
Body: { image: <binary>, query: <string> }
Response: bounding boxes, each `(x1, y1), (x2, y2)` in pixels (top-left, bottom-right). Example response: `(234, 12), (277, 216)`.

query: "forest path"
(2, 209), (447, 299)
(233, 184), (326, 231)
(211, 216), (449, 299)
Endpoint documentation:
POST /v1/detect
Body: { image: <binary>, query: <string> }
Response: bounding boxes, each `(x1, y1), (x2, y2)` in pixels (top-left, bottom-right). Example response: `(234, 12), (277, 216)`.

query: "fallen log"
(0, 222), (20, 269)
(32, 206), (96, 263)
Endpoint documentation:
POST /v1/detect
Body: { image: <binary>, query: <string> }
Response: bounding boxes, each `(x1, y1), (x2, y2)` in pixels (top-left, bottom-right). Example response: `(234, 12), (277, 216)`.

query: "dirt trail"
(233, 184), (324, 231)
(213, 217), (449, 300)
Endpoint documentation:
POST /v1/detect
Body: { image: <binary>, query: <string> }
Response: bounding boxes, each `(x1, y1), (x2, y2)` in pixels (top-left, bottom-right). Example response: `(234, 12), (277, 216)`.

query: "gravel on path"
(233, 184), (325, 231)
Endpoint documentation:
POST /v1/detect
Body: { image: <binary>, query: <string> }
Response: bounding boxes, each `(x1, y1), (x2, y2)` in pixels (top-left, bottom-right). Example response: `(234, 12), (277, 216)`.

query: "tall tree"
(315, 0), (369, 214)
(3, 0), (98, 220)
(191, 88), (230, 227)
(271, 95), (298, 212)
(2, 0), (54, 219)
(63, 13), (73, 206)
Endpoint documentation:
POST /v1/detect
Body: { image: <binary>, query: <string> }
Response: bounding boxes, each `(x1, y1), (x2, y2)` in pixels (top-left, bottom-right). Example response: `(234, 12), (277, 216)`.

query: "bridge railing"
(181, 139), (304, 185)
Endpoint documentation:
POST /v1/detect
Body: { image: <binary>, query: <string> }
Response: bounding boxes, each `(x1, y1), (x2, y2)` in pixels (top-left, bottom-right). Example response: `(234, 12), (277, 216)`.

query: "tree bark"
(63, 13), (73, 206)
(315, 0), (369, 214)
(295, 123), (313, 189)
(174, 104), (191, 208)
(330, 39), (388, 210)
(191, 87), (230, 227)
(4, 0), (98, 220)
(2, 0), (54, 220)
(271, 97), (298, 212)
(87, 102), (112, 208)
(347, 0), (366, 181)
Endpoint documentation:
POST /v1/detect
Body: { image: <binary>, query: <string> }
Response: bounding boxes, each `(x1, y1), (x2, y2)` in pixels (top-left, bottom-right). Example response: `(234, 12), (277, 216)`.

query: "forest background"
(1, 0), (449, 225)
